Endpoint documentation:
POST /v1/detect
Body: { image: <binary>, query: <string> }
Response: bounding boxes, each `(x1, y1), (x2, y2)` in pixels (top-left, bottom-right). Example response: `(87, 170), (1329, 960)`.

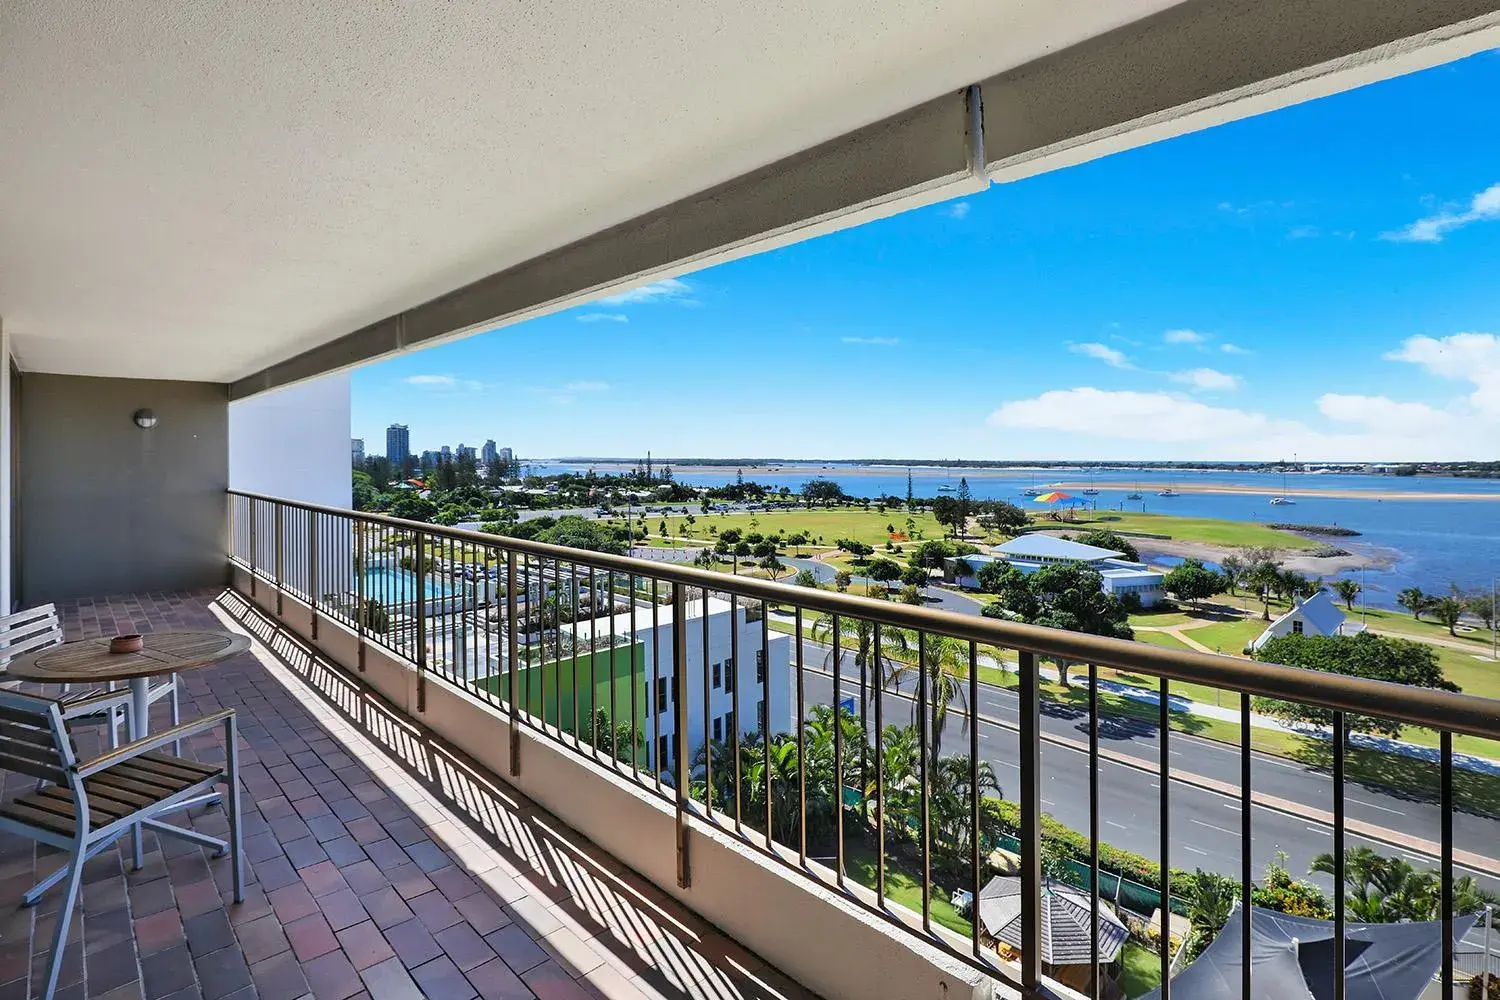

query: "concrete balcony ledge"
(228, 564), (1018, 1000)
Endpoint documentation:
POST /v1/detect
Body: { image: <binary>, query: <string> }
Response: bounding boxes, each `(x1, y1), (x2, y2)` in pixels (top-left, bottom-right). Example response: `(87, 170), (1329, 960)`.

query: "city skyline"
(352, 51), (1500, 462)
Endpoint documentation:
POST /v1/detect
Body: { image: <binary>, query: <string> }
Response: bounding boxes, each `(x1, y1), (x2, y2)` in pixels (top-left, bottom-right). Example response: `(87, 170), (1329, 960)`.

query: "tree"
(975, 501), (1028, 537)
(1253, 632), (1457, 739)
(758, 553), (785, 581)
(1432, 594), (1465, 636)
(810, 616), (910, 792)
(898, 584), (923, 605)
(1183, 870), (1237, 961)
(1072, 529), (1140, 562)
(1161, 559), (1224, 606)
(909, 540), (952, 570)
(792, 569), (819, 588)
(800, 479), (847, 507)
(979, 562), (1131, 687)
(900, 564), (929, 589)
(833, 570), (852, 593)
(1247, 558), (1283, 620)
(1332, 578), (1361, 611)
(1219, 554), (1246, 596)
(866, 558), (902, 590)
(886, 633), (970, 758)
(1397, 587), (1429, 621)
(930, 496), (965, 538)
(733, 541), (753, 572)
(785, 532), (809, 554)
(835, 538), (873, 564)
(1466, 589), (1497, 630)
(975, 562), (1039, 620)
(388, 493), (437, 523)
(955, 478), (972, 532)
(693, 548), (717, 570)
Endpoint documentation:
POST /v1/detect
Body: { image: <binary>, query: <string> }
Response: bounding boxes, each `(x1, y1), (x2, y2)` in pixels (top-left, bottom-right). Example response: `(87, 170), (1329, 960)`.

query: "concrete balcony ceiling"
(3, 1), (1499, 389)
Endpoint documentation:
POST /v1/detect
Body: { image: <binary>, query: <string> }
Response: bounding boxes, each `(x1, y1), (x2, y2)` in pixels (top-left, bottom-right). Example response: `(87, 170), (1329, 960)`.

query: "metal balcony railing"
(227, 490), (1500, 1000)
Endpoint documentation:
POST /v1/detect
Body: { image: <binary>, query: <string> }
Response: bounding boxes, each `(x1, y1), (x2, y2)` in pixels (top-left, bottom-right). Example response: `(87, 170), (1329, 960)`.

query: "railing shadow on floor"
(211, 588), (812, 1000)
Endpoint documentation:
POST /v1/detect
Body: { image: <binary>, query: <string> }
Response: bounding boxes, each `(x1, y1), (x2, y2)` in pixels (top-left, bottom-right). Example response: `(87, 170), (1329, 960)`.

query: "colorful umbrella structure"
(1032, 491), (1073, 503)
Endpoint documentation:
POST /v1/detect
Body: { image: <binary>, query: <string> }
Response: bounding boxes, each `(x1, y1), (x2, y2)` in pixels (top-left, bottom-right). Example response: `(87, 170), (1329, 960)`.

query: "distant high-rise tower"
(351, 438), (365, 466)
(499, 446), (514, 466)
(440, 445), (452, 461)
(385, 424), (410, 466)
(481, 440), (498, 466)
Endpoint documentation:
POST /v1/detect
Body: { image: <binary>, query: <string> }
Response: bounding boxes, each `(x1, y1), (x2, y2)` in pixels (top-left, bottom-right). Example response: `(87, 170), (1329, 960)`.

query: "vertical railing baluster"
(571, 561), (581, 740)
(874, 625), (886, 904)
(506, 552), (519, 775)
(762, 598), (772, 845)
(1018, 649), (1041, 993)
(1160, 677), (1171, 1000)
(969, 640), (980, 961)
(834, 614), (845, 886)
(702, 589), (711, 816)
(651, 574), (660, 789)
(1442, 730), (1455, 997)
(1334, 711), (1346, 1000)
(673, 582), (691, 888)
(731, 594), (741, 829)
(1241, 692), (1252, 1000)
(795, 607), (806, 866)
(629, 571), (639, 778)
(918, 631), (930, 934)
(414, 529), (427, 713)
(1089, 661), (1100, 1000)
(248, 498), (258, 598)
(611, 569), (620, 766)
(355, 517), (366, 672)
(274, 503), (284, 614)
(308, 510), (319, 640)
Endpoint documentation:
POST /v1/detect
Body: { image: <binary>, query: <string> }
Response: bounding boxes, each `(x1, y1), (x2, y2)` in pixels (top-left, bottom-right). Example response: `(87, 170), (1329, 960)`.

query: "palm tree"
(885, 632), (970, 759)
(810, 615), (910, 792)
(1219, 555), (1246, 596)
(1247, 560), (1282, 620)
(1333, 578), (1361, 611)
(928, 755), (1000, 863)
(1398, 586), (1429, 621)
(1433, 595), (1465, 636)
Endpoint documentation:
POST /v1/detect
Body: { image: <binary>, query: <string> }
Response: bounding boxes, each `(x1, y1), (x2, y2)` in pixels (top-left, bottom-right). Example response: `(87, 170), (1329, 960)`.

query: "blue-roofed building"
(1248, 590), (1366, 651)
(942, 532), (1165, 607)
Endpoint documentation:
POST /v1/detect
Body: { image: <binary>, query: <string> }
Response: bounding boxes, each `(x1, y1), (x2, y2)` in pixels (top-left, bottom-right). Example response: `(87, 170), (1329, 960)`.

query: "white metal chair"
(0, 604), (182, 748)
(0, 690), (243, 1000)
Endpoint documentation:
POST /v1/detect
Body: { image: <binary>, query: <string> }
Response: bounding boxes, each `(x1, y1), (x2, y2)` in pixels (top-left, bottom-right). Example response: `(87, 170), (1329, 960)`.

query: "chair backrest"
(0, 689), (76, 788)
(0, 604), (63, 673)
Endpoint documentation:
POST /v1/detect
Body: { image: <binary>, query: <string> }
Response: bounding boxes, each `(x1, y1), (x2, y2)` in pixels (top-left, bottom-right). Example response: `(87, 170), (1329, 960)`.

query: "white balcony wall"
(229, 373), (352, 599)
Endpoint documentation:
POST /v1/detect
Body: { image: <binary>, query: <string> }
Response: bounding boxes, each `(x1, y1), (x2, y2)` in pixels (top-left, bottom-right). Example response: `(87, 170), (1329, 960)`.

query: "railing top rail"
(228, 489), (1500, 741)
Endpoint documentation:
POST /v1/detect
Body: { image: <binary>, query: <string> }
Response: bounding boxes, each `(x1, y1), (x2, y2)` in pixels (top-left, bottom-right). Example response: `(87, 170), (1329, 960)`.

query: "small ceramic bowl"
(109, 634), (144, 654)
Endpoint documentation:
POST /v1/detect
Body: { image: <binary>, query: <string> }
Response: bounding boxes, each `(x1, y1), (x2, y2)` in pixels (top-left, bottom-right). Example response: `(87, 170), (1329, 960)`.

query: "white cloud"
(528, 379), (610, 404)
(1220, 343), (1252, 356)
(403, 374), (484, 391)
(841, 336), (900, 346)
(1163, 329), (1206, 345)
(943, 201), (971, 220)
(1317, 394), (1452, 434)
(1069, 342), (1133, 369)
(1381, 183), (1500, 242)
(1287, 225), (1320, 239)
(1169, 368), (1241, 392)
(563, 380), (609, 393)
(577, 312), (629, 324)
(988, 389), (1284, 444)
(1384, 332), (1500, 417)
(600, 277), (694, 306)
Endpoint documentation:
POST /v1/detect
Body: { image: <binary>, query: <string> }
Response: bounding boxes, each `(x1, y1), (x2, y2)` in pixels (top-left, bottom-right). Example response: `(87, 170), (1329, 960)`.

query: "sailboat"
(1020, 471), (1042, 497)
(1126, 478), (1143, 501)
(1082, 468), (1100, 497)
(1157, 483), (1180, 497)
(1270, 465), (1297, 505)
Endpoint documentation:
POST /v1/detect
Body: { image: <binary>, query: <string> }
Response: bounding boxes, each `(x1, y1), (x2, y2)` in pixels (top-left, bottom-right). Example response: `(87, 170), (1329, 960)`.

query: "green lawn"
(1134, 630), (1195, 652)
(842, 840), (973, 937)
(1128, 608), (1200, 628)
(662, 509), (947, 549)
(1118, 942), (1164, 997)
(1057, 512), (1320, 550)
(1185, 618), (1266, 655)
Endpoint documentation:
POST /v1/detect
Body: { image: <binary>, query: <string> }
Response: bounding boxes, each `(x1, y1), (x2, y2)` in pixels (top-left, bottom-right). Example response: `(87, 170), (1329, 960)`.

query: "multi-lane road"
(786, 634), (1500, 898)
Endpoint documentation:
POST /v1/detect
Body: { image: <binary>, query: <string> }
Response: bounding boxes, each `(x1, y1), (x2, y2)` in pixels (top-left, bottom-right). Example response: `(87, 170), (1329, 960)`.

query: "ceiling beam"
(230, 90), (983, 399)
(982, 0), (1500, 182)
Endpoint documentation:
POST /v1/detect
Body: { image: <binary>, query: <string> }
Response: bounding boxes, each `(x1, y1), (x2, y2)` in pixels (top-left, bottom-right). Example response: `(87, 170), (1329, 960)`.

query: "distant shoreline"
(546, 461), (1500, 502)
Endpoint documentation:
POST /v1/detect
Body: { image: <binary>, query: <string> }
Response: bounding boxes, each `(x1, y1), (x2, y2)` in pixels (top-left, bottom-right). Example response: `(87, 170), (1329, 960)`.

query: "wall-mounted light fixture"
(132, 408), (157, 429)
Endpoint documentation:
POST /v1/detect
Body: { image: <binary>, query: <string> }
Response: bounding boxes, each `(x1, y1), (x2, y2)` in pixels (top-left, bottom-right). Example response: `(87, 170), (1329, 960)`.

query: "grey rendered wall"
(20, 374), (228, 602)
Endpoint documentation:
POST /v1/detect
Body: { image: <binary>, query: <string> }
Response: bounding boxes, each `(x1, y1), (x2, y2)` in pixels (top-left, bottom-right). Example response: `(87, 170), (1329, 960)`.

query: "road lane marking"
(1182, 846), (1210, 856)
(1191, 819), (1237, 836)
(1348, 797), (1406, 817)
(1106, 820), (1129, 831)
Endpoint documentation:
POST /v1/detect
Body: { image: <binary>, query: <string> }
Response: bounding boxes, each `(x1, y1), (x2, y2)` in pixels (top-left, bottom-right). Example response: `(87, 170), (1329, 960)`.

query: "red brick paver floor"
(0, 590), (814, 1000)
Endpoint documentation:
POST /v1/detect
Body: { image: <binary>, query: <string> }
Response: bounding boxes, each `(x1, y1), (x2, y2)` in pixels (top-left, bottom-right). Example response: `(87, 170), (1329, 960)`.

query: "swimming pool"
(362, 565), (456, 602)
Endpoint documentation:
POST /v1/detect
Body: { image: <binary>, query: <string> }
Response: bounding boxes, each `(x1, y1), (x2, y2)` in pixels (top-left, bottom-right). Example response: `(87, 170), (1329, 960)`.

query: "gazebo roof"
(978, 876), (1128, 966)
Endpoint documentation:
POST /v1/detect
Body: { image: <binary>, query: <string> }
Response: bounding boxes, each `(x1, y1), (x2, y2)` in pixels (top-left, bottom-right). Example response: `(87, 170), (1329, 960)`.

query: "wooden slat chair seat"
(0, 691), (242, 1000)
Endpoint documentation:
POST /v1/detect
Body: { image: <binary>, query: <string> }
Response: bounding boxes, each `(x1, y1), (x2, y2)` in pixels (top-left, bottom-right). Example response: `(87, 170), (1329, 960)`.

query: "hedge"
(982, 798), (1191, 893)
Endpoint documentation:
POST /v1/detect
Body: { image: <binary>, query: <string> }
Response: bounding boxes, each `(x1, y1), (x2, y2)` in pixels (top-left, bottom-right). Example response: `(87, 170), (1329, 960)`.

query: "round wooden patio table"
(7, 631), (251, 740)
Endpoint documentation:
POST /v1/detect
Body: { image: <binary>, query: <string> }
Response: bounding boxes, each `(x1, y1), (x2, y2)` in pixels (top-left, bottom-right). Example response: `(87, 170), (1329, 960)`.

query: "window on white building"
(712, 661), (721, 688)
(713, 717), (723, 742)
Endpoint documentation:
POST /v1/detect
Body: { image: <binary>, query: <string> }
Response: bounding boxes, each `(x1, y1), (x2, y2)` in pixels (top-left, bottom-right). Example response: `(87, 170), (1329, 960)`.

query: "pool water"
(363, 565), (456, 601)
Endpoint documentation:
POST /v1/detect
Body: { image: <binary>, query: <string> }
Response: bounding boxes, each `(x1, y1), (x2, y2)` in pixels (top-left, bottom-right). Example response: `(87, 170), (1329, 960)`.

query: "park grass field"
(1185, 617), (1267, 655)
(1058, 511), (1320, 550)
(659, 508), (947, 549)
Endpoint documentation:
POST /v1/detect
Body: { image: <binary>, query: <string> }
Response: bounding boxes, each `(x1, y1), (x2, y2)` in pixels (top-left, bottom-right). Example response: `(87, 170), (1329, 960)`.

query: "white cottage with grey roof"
(1248, 589), (1366, 652)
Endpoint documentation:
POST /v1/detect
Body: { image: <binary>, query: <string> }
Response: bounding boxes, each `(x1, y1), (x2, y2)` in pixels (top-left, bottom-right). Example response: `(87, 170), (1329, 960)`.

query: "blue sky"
(353, 51), (1500, 462)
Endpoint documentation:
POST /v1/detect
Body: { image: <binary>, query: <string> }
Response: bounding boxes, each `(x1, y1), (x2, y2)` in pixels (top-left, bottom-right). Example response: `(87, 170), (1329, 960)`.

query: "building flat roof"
(994, 535), (1123, 562)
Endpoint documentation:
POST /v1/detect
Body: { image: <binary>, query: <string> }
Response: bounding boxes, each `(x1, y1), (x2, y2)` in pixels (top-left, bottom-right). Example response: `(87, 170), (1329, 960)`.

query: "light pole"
(1360, 565), (1367, 626)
